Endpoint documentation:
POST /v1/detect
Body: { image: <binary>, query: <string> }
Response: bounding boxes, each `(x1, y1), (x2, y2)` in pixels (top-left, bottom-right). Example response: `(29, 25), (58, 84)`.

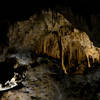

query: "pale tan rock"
(7, 10), (100, 74)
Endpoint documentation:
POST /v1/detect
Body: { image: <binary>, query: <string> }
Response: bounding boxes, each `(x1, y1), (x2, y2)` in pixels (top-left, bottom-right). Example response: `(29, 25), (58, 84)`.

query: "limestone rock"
(7, 10), (100, 74)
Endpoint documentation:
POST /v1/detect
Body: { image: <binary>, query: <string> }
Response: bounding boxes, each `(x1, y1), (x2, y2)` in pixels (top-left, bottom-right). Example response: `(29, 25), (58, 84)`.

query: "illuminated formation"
(8, 10), (100, 74)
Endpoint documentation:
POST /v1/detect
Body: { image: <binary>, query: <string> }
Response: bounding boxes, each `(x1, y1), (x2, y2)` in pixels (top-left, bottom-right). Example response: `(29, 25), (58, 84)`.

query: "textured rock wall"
(1, 9), (100, 100)
(7, 10), (100, 74)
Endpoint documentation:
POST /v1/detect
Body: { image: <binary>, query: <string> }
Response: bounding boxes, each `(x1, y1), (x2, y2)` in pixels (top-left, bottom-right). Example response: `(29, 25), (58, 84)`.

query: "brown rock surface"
(1, 56), (100, 100)
(0, 8), (100, 100)
(0, 57), (62, 100)
(7, 10), (100, 74)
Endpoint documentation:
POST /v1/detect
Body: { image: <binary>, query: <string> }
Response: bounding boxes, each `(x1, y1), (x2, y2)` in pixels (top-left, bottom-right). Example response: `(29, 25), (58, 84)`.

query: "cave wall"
(0, 1), (100, 55)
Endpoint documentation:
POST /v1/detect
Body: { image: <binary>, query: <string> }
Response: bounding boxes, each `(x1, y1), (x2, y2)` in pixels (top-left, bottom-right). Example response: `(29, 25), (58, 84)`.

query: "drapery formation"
(8, 10), (100, 74)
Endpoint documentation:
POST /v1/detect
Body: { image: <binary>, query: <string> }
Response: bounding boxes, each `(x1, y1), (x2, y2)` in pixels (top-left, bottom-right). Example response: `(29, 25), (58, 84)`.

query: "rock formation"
(61, 28), (100, 73)
(1, 9), (100, 100)
(7, 10), (100, 74)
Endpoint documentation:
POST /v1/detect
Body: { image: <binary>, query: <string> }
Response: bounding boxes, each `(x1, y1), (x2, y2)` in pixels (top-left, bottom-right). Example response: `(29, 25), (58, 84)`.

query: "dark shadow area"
(0, 1), (100, 47)
(0, 58), (16, 85)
